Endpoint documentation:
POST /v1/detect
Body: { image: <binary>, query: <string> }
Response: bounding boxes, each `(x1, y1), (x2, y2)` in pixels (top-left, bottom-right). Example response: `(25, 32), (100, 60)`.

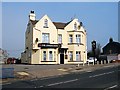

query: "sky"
(2, 2), (118, 58)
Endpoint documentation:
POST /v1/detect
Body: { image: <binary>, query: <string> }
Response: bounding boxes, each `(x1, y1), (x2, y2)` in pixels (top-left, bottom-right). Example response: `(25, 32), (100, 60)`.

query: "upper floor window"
(42, 33), (49, 43)
(58, 34), (62, 44)
(44, 19), (48, 28)
(76, 34), (81, 43)
(69, 35), (73, 43)
(74, 22), (77, 30)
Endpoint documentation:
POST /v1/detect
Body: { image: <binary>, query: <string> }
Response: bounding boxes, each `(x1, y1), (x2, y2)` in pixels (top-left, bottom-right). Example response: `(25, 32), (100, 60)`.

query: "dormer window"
(74, 22), (77, 30)
(44, 19), (48, 28)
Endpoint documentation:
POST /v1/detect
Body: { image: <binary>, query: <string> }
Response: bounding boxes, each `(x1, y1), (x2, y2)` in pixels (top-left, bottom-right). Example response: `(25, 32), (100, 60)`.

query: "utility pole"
(91, 40), (96, 65)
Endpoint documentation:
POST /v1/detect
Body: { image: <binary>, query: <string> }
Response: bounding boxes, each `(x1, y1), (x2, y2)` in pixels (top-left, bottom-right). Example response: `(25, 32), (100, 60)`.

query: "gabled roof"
(30, 19), (72, 29)
(53, 22), (66, 29)
(53, 20), (72, 29)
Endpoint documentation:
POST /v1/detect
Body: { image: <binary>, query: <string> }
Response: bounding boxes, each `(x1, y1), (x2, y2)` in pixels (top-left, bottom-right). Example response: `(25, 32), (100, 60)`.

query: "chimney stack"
(29, 10), (36, 21)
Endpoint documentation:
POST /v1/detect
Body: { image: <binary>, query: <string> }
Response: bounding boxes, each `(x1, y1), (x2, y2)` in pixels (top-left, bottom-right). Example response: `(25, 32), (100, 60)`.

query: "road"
(2, 65), (120, 89)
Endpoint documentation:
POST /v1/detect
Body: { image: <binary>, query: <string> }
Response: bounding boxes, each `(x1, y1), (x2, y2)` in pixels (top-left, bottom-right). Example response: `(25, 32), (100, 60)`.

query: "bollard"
(101, 61), (103, 64)
(108, 60), (110, 64)
(88, 61), (89, 66)
(97, 61), (99, 65)
(77, 64), (79, 67)
(83, 62), (85, 66)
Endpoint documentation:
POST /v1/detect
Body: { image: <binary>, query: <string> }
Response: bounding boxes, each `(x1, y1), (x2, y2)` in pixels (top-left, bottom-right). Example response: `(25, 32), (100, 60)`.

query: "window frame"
(69, 34), (73, 43)
(69, 51), (73, 61)
(43, 51), (46, 61)
(58, 34), (62, 44)
(49, 51), (53, 61)
(44, 19), (48, 28)
(74, 22), (77, 30)
(42, 33), (49, 43)
(76, 34), (81, 43)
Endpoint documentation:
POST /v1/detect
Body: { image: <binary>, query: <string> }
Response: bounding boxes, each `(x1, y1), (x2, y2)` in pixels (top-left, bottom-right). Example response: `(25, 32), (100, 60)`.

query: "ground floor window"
(69, 51), (73, 61)
(43, 51), (46, 61)
(76, 51), (81, 61)
(49, 51), (53, 61)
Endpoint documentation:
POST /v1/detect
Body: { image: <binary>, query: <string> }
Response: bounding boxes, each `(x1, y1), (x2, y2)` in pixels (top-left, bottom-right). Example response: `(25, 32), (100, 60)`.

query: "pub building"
(21, 11), (87, 64)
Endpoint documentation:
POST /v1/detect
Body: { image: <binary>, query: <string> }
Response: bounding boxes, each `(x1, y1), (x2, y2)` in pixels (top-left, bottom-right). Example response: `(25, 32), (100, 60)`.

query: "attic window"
(44, 19), (48, 28)
(74, 22), (77, 30)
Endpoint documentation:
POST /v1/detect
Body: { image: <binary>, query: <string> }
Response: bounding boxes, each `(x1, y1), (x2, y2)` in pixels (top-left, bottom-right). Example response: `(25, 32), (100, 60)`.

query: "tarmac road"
(2, 64), (120, 89)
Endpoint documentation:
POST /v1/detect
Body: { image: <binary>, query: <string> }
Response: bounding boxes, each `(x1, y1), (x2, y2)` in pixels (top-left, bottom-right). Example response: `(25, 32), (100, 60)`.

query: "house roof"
(103, 42), (120, 49)
(30, 20), (38, 25)
(53, 22), (67, 29)
(30, 20), (72, 29)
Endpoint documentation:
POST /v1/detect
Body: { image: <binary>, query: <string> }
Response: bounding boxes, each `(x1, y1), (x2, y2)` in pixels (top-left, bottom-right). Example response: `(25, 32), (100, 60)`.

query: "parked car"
(86, 57), (97, 64)
(110, 60), (120, 63)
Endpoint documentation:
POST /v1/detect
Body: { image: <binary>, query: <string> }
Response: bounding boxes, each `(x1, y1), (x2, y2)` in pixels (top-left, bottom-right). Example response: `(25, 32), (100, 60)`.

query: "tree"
(95, 43), (101, 59)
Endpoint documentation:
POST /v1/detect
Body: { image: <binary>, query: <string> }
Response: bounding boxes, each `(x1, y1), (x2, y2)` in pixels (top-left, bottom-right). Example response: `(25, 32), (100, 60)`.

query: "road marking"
(31, 79), (38, 81)
(57, 69), (68, 71)
(86, 71), (92, 73)
(103, 65), (114, 68)
(47, 82), (63, 86)
(39, 85), (44, 88)
(3, 83), (11, 85)
(89, 71), (114, 78)
(104, 85), (118, 90)
(47, 79), (78, 86)
(63, 79), (78, 83)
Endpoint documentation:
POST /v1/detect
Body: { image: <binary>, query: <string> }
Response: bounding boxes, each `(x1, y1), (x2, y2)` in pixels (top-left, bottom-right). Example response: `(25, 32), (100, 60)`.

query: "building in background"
(0, 48), (9, 64)
(21, 11), (87, 64)
(102, 38), (120, 61)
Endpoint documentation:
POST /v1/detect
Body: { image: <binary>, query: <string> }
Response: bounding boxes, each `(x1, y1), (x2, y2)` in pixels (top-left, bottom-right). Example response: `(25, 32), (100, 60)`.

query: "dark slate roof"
(53, 22), (67, 29)
(53, 20), (72, 29)
(30, 20), (72, 29)
(30, 20), (38, 25)
(103, 42), (120, 49)
(103, 41), (120, 54)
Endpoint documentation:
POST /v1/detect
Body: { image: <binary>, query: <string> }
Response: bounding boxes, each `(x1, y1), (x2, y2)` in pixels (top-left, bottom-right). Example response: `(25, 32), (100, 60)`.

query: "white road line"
(47, 79), (78, 87)
(86, 71), (92, 72)
(47, 82), (63, 86)
(39, 85), (44, 88)
(89, 71), (115, 78)
(104, 85), (118, 90)
(103, 65), (114, 68)
(63, 79), (78, 83)
(30, 79), (38, 81)
(3, 83), (11, 85)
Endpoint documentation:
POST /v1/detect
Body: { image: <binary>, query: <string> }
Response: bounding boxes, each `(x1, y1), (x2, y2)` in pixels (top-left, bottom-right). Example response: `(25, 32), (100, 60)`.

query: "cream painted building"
(21, 11), (87, 64)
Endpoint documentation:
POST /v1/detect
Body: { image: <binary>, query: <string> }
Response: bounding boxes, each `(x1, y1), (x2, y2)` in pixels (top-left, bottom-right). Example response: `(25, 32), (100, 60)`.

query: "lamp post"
(91, 40), (96, 65)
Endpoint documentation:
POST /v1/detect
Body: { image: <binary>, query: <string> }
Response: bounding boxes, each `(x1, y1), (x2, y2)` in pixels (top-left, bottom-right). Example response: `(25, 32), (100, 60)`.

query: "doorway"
(60, 54), (64, 64)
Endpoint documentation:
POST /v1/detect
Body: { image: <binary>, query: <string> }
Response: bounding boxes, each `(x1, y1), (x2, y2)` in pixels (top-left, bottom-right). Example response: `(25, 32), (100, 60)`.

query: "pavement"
(1, 62), (120, 85)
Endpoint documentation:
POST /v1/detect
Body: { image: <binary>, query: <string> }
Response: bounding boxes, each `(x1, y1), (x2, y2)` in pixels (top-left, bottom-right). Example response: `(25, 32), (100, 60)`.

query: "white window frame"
(69, 51), (73, 61)
(69, 35), (73, 43)
(76, 34), (81, 43)
(43, 51), (46, 61)
(76, 51), (81, 61)
(44, 19), (48, 28)
(74, 22), (77, 30)
(49, 51), (53, 61)
(58, 34), (62, 44)
(42, 33), (49, 43)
